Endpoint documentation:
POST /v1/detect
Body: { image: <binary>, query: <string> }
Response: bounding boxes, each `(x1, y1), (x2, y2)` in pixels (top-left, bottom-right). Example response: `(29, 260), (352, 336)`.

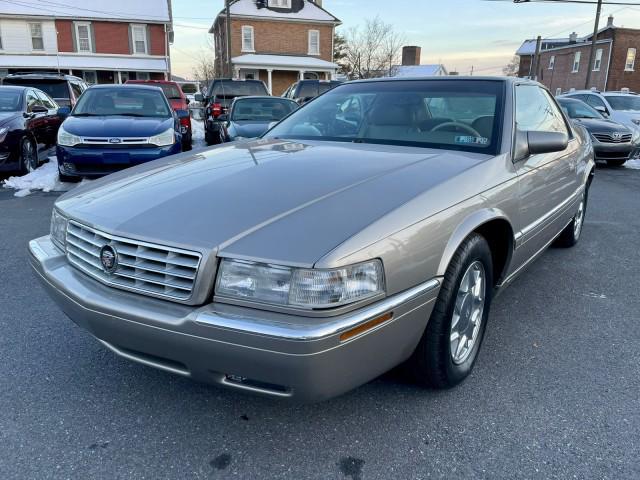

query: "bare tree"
(192, 47), (217, 90)
(342, 17), (405, 79)
(503, 56), (520, 77)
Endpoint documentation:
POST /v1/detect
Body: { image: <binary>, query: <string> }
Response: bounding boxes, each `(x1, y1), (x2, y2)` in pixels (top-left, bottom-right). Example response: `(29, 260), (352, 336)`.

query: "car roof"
(348, 75), (530, 86)
(233, 95), (294, 101)
(0, 85), (28, 92)
(127, 79), (179, 86)
(4, 72), (83, 81)
(88, 84), (163, 91)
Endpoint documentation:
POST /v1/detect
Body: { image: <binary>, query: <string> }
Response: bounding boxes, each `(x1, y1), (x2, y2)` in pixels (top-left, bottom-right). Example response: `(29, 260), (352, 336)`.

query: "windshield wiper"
(72, 113), (98, 117)
(117, 113), (148, 117)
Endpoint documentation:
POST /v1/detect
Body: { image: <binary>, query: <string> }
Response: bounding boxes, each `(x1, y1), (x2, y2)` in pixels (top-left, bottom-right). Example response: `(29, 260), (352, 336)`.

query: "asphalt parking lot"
(1, 166), (639, 480)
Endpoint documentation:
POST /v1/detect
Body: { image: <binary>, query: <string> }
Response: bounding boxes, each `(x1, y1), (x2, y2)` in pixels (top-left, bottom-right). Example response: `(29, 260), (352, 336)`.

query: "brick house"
(0, 0), (173, 84)
(516, 15), (640, 94)
(210, 0), (341, 95)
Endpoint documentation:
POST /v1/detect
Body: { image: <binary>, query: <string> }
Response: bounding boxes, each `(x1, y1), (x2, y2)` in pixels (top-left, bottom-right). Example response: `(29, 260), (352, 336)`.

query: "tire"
(182, 133), (192, 151)
(58, 168), (81, 183)
(204, 130), (217, 146)
(18, 137), (38, 174)
(606, 158), (626, 167)
(406, 233), (494, 389)
(554, 189), (587, 248)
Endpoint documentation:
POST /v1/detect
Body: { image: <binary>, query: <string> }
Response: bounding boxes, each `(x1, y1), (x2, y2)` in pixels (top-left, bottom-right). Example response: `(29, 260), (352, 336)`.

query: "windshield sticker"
(455, 135), (489, 145)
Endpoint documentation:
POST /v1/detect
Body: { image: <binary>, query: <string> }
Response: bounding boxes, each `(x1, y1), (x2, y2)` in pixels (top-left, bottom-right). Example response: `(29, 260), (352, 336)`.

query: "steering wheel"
(430, 122), (482, 137)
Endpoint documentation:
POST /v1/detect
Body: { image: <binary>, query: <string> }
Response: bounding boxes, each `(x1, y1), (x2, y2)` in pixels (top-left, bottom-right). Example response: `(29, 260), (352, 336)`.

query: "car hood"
(573, 117), (632, 133)
(62, 115), (173, 137)
(0, 112), (20, 127)
(56, 139), (491, 267)
(228, 120), (271, 139)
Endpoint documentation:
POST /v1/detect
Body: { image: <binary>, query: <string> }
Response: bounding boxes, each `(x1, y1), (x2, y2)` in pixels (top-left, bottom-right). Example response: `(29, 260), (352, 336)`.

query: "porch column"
(324, 71), (330, 80)
(234, 67), (240, 79)
(117, 71), (122, 84)
(299, 69), (306, 80)
(267, 69), (273, 95)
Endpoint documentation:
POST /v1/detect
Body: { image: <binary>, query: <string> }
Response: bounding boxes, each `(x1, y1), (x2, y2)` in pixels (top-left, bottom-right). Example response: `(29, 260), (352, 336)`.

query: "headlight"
(57, 126), (82, 147)
(50, 209), (68, 251)
(215, 259), (385, 309)
(149, 128), (175, 147)
(0, 127), (8, 143)
(632, 128), (640, 144)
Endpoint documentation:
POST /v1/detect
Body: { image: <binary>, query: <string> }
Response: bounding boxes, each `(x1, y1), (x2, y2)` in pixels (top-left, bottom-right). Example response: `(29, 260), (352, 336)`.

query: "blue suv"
(56, 85), (185, 181)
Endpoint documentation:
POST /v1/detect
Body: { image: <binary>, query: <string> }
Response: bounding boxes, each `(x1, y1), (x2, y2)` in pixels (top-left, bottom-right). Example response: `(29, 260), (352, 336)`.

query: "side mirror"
(594, 105), (608, 115)
(57, 106), (71, 118)
(31, 105), (48, 114)
(194, 93), (204, 102)
(217, 113), (229, 122)
(514, 130), (568, 161)
(185, 98), (191, 105)
(175, 109), (190, 120)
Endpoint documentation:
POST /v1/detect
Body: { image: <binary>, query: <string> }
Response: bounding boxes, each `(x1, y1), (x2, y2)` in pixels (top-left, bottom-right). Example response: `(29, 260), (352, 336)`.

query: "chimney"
(607, 15), (614, 27)
(569, 32), (578, 44)
(402, 46), (422, 66)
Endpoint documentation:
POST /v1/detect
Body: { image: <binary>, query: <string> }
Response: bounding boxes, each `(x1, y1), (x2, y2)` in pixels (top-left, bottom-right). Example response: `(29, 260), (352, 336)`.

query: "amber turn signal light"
(339, 312), (393, 342)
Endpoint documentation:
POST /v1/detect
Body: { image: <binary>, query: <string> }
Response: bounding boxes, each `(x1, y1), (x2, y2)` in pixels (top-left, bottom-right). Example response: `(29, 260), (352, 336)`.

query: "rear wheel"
(19, 137), (38, 174)
(406, 234), (493, 388)
(555, 189), (587, 248)
(606, 158), (626, 167)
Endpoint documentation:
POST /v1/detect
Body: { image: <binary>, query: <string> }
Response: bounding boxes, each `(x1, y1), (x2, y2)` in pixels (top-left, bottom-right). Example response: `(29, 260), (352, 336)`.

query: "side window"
(35, 90), (56, 109)
(516, 85), (568, 135)
(584, 94), (606, 110)
(26, 90), (43, 112)
(70, 82), (83, 101)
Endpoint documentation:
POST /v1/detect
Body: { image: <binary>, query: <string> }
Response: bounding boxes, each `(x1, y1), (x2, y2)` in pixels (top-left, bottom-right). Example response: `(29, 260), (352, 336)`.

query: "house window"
(136, 72), (150, 80)
(572, 52), (581, 73)
(29, 23), (44, 50)
(625, 48), (636, 71)
(308, 30), (320, 55)
(269, 0), (291, 7)
(132, 24), (148, 54)
(75, 22), (92, 53)
(83, 71), (97, 84)
(241, 26), (254, 52)
(548, 55), (555, 70)
(593, 48), (603, 71)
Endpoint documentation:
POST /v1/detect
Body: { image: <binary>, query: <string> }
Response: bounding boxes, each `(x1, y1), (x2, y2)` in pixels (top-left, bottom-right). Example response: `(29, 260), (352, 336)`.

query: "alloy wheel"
(450, 261), (486, 365)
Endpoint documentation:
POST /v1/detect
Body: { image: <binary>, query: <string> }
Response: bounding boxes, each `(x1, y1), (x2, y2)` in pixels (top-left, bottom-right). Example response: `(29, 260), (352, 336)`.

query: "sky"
(169, 0), (640, 78)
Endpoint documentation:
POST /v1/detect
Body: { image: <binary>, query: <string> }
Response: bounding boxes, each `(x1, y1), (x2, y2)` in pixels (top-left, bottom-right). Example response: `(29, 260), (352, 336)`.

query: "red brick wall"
(607, 29), (640, 91)
(149, 24), (166, 56)
(93, 22), (130, 54)
(225, 19), (333, 60)
(55, 20), (74, 52)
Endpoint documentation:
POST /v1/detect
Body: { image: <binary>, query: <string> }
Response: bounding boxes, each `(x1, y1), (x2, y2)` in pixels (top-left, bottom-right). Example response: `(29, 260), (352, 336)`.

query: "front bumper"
(56, 143), (182, 177)
(592, 142), (634, 161)
(29, 235), (440, 403)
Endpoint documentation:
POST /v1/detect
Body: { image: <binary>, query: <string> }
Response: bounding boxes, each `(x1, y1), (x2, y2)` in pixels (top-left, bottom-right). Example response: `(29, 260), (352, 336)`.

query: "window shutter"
(90, 24), (96, 53)
(146, 26), (151, 55)
(128, 24), (133, 54)
(71, 22), (77, 52)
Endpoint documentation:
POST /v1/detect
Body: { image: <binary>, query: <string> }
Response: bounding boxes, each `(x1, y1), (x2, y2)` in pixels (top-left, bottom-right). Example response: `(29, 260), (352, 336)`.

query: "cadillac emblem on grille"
(99, 244), (118, 274)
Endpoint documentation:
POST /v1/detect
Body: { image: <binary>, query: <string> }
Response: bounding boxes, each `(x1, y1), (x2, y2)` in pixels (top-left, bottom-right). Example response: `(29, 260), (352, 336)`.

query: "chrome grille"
(592, 132), (632, 143)
(65, 221), (201, 301)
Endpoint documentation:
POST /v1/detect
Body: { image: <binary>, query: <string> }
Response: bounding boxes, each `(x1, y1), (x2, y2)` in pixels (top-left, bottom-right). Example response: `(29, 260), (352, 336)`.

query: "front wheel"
(406, 233), (493, 389)
(19, 137), (38, 174)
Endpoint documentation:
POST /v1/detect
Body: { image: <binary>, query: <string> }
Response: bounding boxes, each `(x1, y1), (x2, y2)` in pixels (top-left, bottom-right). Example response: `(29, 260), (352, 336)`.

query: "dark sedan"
(219, 96), (298, 142)
(0, 85), (65, 174)
(557, 97), (637, 167)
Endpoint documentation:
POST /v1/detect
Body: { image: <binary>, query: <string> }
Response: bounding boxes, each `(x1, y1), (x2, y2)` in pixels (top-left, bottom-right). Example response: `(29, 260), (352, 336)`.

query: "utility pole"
(585, 0), (603, 89)
(470, 65), (474, 76)
(532, 35), (542, 80)
(225, 0), (232, 78)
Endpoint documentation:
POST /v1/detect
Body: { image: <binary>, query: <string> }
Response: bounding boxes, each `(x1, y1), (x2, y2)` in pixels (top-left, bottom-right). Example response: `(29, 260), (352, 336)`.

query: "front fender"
(437, 208), (514, 277)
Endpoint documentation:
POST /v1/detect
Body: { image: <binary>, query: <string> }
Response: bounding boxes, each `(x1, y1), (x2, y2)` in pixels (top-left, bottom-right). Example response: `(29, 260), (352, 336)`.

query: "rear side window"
(70, 82), (83, 100)
(35, 90), (57, 109)
(516, 85), (568, 135)
(26, 90), (43, 112)
(210, 81), (267, 98)
(298, 82), (318, 99)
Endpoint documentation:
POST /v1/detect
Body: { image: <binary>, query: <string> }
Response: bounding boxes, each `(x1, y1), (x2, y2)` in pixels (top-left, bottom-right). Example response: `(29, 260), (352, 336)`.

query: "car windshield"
(558, 99), (603, 119)
(0, 90), (22, 112)
(231, 98), (297, 121)
(603, 95), (640, 111)
(264, 79), (504, 154)
(73, 88), (171, 117)
(210, 81), (267, 98)
(159, 84), (183, 99)
(6, 80), (69, 99)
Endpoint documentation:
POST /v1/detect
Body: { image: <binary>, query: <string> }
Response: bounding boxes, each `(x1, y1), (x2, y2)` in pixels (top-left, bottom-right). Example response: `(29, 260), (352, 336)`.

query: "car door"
(35, 90), (61, 145)
(512, 84), (581, 264)
(25, 89), (48, 149)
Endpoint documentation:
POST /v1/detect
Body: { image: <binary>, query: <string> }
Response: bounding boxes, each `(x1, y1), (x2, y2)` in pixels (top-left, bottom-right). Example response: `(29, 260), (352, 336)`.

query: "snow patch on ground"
(2, 157), (76, 197)
(624, 158), (640, 170)
(191, 118), (206, 149)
